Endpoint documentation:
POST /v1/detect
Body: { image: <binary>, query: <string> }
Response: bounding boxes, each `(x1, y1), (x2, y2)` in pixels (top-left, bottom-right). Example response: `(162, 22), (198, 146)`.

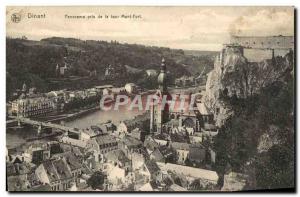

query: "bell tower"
(158, 58), (167, 93)
(150, 58), (170, 134)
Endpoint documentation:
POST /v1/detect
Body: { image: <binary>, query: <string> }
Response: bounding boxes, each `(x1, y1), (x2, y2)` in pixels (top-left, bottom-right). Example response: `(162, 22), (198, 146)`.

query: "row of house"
(6, 140), (94, 191)
(10, 84), (101, 118)
(7, 115), (248, 191)
(11, 97), (55, 118)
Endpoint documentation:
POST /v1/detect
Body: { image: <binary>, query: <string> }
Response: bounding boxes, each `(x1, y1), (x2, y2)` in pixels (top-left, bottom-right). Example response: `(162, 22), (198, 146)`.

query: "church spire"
(150, 58), (171, 134)
(160, 58), (166, 73)
(158, 58), (167, 93)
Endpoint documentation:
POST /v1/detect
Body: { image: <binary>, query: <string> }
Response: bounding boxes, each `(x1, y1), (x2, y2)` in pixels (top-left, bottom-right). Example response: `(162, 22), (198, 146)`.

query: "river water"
(65, 105), (146, 129)
(6, 96), (148, 150)
(6, 90), (192, 150)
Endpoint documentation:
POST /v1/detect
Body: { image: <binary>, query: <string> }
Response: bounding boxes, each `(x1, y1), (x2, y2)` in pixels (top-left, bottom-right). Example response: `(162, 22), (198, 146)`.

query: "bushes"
(213, 58), (294, 189)
(87, 171), (106, 190)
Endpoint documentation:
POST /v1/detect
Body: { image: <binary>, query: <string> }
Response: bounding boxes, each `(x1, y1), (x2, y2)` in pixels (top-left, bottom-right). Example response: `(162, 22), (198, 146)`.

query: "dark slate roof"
(52, 158), (73, 180)
(52, 151), (82, 171)
(145, 160), (160, 175)
(158, 146), (174, 158)
(144, 137), (160, 151)
(43, 160), (60, 182)
(188, 145), (206, 162)
(150, 149), (164, 162)
(7, 162), (32, 177)
(105, 150), (130, 164)
(153, 132), (169, 141)
(42, 158), (72, 182)
(62, 152), (82, 171)
(94, 134), (117, 146)
(171, 142), (190, 151)
(81, 163), (93, 175)
(162, 175), (174, 187)
(170, 132), (189, 143)
(122, 135), (142, 148)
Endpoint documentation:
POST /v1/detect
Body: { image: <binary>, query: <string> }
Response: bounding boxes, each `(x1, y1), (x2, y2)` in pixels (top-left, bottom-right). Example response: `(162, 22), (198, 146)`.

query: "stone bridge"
(7, 116), (79, 134)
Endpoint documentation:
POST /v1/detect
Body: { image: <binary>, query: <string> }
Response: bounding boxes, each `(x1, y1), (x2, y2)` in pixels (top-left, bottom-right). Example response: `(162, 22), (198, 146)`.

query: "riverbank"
(34, 87), (195, 125)
(36, 105), (100, 124)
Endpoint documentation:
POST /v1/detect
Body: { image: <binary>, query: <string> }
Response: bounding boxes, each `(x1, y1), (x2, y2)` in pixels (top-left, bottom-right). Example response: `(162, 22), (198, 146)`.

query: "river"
(6, 90), (193, 150)
(65, 105), (146, 129)
(6, 96), (148, 150)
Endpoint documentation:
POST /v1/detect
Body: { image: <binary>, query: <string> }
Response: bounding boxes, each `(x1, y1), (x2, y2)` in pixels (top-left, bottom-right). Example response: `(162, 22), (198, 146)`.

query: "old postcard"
(6, 6), (295, 192)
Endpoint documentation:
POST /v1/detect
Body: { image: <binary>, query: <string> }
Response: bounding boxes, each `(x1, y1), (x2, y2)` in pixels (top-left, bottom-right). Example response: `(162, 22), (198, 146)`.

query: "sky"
(6, 6), (294, 51)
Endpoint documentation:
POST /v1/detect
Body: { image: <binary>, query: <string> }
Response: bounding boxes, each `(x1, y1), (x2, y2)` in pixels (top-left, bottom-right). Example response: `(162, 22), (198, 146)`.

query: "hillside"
(6, 37), (216, 99)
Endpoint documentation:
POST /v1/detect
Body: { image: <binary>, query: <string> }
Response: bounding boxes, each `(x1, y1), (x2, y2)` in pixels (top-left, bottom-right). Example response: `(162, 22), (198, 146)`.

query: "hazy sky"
(6, 6), (294, 51)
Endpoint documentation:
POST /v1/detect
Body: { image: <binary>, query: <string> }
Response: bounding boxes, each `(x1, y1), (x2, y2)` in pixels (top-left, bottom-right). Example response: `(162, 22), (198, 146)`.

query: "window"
(216, 108), (220, 115)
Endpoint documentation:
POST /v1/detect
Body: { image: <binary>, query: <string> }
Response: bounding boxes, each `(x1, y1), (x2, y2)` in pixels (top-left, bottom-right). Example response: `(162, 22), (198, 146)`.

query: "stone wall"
(274, 48), (292, 57)
(230, 35), (294, 50)
(243, 48), (273, 62)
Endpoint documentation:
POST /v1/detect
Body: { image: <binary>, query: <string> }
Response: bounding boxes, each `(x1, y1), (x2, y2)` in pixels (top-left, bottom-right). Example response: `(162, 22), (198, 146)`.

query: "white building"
(157, 162), (219, 186)
(11, 97), (55, 118)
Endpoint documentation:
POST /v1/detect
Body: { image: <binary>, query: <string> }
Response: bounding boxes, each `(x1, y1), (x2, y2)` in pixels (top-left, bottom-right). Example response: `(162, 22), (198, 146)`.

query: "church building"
(150, 58), (172, 133)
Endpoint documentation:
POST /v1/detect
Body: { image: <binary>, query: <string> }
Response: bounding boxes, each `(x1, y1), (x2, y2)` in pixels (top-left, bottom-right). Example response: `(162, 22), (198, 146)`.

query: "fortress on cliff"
(226, 35), (294, 62)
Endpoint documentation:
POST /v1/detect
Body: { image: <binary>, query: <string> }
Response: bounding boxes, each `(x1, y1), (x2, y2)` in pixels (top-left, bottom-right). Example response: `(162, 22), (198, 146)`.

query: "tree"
(213, 67), (294, 189)
(87, 171), (106, 190)
(255, 144), (294, 190)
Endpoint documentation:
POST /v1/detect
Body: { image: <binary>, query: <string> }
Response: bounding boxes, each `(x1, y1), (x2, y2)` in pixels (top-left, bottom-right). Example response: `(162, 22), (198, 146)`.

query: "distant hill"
(6, 37), (217, 99)
(180, 50), (218, 76)
(184, 50), (219, 57)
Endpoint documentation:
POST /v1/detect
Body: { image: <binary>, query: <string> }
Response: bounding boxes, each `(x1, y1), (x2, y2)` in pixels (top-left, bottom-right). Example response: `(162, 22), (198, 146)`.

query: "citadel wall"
(230, 35), (294, 49)
(229, 35), (294, 62)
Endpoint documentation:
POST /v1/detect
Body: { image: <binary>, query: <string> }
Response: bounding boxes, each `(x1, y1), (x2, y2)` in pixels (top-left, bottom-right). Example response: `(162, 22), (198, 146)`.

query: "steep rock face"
(209, 45), (294, 189)
(204, 45), (293, 127)
(204, 46), (246, 127)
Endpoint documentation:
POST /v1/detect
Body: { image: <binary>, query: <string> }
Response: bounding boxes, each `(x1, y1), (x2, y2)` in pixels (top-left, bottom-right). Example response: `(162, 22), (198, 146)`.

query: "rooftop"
(157, 162), (218, 182)
(52, 151), (82, 171)
(94, 85), (113, 89)
(42, 158), (73, 182)
(169, 183), (188, 191)
(105, 150), (130, 164)
(121, 135), (142, 148)
(145, 160), (160, 175)
(171, 142), (190, 151)
(144, 137), (160, 152)
(94, 134), (117, 146)
(189, 145), (206, 161)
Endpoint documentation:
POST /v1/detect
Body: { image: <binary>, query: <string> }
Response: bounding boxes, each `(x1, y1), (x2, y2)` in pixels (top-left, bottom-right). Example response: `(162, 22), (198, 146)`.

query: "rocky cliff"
(207, 45), (294, 189)
(204, 45), (293, 127)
